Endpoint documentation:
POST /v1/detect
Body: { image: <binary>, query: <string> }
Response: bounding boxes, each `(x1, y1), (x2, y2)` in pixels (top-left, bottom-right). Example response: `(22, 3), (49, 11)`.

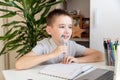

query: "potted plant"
(0, 0), (63, 58)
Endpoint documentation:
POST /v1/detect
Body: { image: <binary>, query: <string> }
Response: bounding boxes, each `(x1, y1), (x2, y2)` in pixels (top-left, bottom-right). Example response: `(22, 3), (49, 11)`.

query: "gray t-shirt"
(32, 38), (86, 64)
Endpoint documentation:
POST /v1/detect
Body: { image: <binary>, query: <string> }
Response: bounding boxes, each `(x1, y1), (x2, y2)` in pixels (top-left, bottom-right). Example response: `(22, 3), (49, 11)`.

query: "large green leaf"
(4, 0), (13, 2)
(0, 1), (12, 6)
(0, 9), (13, 12)
(0, 30), (19, 41)
(10, 1), (23, 11)
(2, 21), (21, 27)
(8, 44), (22, 51)
(0, 12), (16, 18)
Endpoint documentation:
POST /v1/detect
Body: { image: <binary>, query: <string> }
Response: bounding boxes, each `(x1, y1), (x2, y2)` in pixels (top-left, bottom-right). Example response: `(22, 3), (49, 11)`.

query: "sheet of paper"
(39, 63), (93, 80)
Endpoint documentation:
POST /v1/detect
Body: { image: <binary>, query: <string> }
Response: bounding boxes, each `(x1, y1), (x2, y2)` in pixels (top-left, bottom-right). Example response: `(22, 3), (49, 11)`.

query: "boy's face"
(46, 15), (72, 45)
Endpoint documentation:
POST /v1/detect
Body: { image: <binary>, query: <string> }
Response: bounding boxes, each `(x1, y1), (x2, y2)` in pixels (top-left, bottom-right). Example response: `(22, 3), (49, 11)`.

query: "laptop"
(75, 68), (114, 80)
(75, 45), (120, 80)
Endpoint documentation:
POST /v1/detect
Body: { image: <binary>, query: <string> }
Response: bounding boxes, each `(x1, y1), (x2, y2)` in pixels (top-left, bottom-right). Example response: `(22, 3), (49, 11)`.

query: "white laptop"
(75, 45), (120, 80)
(75, 68), (114, 80)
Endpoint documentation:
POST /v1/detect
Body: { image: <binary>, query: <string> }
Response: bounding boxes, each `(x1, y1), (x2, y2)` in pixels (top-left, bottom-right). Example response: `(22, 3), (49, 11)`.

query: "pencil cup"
(103, 38), (118, 66)
(104, 49), (115, 66)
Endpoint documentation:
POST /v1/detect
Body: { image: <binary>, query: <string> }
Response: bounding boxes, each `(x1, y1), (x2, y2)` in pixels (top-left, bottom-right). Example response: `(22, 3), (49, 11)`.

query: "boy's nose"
(64, 28), (69, 34)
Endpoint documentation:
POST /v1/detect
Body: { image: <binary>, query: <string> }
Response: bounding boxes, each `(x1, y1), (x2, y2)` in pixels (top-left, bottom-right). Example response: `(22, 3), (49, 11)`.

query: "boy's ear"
(46, 26), (52, 35)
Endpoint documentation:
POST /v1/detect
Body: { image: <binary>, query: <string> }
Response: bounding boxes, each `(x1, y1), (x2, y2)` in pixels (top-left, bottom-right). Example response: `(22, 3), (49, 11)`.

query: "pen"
(103, 40), (107, 50)
(103, 40), (109, 65)
(61, 35), (65, 45)
(72, 66), (93, 80)
(106, 39), (112, 66)
(114, 39), (119, 50)
(110, 41), (116, 66)
(61, 35), (67, 58)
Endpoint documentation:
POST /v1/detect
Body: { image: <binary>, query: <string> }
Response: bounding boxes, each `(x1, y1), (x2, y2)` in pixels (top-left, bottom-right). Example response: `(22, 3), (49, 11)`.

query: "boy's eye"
(58, 25), (72, 29)
(59, 25), (65, 28)
(69, 26), (72, 29)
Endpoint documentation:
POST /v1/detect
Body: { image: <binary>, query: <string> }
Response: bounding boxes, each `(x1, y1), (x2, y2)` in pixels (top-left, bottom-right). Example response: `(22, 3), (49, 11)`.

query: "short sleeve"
(75, 43), (87, 56)
(31, 38), (54, 56)
(32, 44), (44, 55)
(68, 41), (87, 57)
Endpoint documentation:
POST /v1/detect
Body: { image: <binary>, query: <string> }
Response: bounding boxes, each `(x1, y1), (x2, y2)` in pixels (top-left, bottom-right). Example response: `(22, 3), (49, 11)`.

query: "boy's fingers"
(62, 57), (74, 64)
(68, 59), (74, 64)
(62, 56), (67, 64)
(66, 57), (74, 64)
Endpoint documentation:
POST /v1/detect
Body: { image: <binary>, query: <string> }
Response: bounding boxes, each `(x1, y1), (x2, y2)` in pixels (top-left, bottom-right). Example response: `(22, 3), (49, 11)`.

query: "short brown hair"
(46, 9), (72, 26)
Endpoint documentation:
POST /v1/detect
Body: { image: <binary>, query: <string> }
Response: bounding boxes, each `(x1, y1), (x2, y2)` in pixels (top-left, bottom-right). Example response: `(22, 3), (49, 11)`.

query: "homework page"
(39, 63), (93, 80)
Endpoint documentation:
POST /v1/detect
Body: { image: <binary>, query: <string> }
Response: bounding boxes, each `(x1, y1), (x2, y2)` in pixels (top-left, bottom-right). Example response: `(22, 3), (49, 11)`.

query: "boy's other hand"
(52, 45), (67, 57)
(62, 56), (78, 64)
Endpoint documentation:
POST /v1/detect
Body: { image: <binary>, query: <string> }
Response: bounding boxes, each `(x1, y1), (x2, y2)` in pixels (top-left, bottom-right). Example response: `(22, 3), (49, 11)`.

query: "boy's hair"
(46, 9), (72, 26)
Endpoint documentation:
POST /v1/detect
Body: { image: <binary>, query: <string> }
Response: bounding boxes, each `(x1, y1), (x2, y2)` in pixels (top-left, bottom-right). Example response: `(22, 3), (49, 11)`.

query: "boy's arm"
(76, 48), (105, 63)
(15, 51), (55, 70)
(15, 45), (67, 70)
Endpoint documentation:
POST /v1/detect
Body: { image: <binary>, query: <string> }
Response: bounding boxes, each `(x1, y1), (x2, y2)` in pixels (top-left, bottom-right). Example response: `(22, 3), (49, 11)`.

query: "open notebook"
(39, 63), (93, 80)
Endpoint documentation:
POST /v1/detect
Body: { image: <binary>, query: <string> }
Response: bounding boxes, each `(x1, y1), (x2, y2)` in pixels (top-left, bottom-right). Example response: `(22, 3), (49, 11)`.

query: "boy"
(15, 9), (104, 70)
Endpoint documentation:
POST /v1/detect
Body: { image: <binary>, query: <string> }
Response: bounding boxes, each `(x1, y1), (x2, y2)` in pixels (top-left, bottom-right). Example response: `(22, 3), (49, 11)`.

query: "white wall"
(90, 0), (120, 52)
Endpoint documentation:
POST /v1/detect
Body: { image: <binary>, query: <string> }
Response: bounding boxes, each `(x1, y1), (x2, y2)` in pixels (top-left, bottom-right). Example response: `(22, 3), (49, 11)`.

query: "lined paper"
(39, 63), (93, 80)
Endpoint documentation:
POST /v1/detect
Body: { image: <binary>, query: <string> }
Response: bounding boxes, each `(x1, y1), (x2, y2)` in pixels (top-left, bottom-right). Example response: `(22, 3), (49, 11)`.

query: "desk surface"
(2, 61), (114, 80)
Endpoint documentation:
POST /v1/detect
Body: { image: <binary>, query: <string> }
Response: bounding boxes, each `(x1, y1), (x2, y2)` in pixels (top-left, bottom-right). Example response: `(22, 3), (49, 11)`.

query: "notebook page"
(39, 63), (93, 80)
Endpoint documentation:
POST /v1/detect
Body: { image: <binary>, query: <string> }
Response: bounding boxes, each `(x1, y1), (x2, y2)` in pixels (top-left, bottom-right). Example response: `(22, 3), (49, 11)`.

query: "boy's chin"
(64, 39), (69, 43)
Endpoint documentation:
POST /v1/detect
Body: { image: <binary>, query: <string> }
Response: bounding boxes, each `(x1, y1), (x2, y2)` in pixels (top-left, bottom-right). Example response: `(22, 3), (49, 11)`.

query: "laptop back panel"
(75, 68), (114, 80)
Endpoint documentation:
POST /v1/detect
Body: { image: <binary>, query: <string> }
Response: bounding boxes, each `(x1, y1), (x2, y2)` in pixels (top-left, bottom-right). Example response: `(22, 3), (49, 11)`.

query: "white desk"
(2, 61), (114, 80)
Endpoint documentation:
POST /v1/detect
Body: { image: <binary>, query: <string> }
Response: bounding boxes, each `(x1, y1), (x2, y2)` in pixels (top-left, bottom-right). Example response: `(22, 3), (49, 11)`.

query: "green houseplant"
(0, 0), (63, 58)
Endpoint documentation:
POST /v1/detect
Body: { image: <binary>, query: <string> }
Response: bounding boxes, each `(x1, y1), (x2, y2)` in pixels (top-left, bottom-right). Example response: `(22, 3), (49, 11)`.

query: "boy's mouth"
(64, 35), (69, 39)
(61, 35), (69, 39)
(61, 35), (69, 45)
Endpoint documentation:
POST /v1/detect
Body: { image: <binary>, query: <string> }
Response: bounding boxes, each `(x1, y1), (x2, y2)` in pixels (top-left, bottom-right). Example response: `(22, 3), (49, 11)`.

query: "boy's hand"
(52, 45), (67, 57)
(62, 56), (78, 64)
